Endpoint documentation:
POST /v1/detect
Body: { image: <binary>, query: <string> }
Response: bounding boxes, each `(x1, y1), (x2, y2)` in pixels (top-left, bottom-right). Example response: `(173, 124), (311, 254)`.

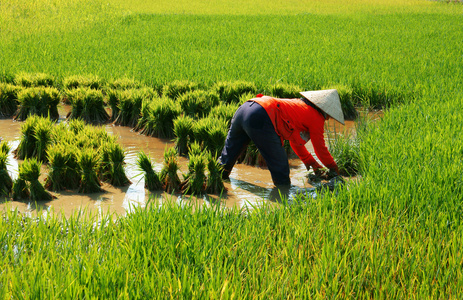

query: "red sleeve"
(290, 141), (322, 169)
(310, 121), (337, 170)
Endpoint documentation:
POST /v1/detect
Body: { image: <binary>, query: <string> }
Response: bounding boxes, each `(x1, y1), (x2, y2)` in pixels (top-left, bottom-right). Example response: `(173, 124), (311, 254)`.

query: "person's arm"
(310, 123), (339, 174)
(290, 141), (323, 171)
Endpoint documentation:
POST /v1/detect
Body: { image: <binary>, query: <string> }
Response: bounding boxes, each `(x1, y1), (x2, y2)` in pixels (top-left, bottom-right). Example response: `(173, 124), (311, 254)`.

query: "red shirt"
(251, 96), (337, 171)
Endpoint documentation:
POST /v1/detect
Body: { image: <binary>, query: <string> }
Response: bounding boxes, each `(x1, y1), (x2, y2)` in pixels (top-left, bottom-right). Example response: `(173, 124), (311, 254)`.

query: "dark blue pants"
(219, 101), (291, 186)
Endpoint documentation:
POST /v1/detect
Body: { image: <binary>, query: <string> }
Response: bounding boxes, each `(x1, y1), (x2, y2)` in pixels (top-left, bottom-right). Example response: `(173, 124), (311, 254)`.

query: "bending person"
(218, 89), (345, 187)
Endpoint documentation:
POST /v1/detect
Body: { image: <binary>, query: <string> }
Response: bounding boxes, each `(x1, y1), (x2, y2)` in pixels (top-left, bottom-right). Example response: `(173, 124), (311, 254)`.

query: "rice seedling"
(12, 177), (29, 200)
(188, 141), (203, 158)
(17, 158), (53, 201)
(268, 82), (303, 98)
(213, 81), (257, 104)
(62, 74), (105, 90)
(327, 130), (360, 176)
(67, 88), (110, 124)
(192, 117), (228, 157)
(137, 97), (180, 138)
(44, 143), (80, 191)
(77, 148), (102, 193)
(159, 147), (181, 193)
(0, 151), (13, 197)
(106, 88), (120, 121)
(14, 72), (54, 88)
(14, 87), (60, 121)
(242, 141), (265, 167)
(0, 83), (20, 117)
(0, 140), (10, 155)
(99, 141), (130, 186)
(137, 151), (162, 191)
(66, 118), (86, 135)
(208, 102), (239, 127)
(173, 115), (194, 156)
(205, 151), (225, 194)
(108, 77), (143, 90)
(180, 153), (206, 195)
(32, 117), (54, 162)
(15, 115), (41, 159)
(177, 90), (220, 118)
(162, 80), (199, 100)
(114, 88), (157, 127)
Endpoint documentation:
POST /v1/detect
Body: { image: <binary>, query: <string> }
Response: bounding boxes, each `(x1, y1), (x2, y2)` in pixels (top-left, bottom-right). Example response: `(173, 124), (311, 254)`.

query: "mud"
(0, 109), (381, 218)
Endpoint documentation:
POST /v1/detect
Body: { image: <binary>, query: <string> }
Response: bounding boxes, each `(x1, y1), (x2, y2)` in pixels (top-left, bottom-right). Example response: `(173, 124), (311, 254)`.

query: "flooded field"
(0, 108), (381, 218)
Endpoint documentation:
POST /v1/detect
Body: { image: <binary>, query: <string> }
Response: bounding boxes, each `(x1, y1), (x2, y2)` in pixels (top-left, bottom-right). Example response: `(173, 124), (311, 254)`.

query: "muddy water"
(0, 110), (381, 218)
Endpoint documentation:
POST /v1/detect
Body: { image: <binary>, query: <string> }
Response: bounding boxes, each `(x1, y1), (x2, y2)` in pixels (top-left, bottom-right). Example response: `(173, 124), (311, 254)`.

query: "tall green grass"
(1, 0), (463, 297)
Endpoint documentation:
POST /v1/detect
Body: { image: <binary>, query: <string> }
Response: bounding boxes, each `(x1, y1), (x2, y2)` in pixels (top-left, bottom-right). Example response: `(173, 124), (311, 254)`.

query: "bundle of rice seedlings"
(77, 148), (102, 193)
(106, 88), (120, 121)
(188, 141), (202, 158)
(205, 151), (225, 194)
(99, 142), (130, 186)
(268, 82), (302, 98)
(62, 74), (105, 90)
(173, 115), (194, 156)
(137, 98), (180, 138)
(67, 118), (86, 135)
(192, 117), (227, 156)
(327, 131), (360, 176)
(137, 151), (162, 191)
(14, 87), (60, 121)
(32, 117), (54, 162)
(159, 147), (181, 193)
(114, 88), (156, 127)
(242, 141), (261, 166)
(162, 80), (199, 100)
(45, 143), (81, 191)
(108, 77), (143, 90)
(180, 153), (206, 196)
(18, 158), (53, 201)
(67, 88), (109, 125)
(15, 115), (40, 159)
(213, 81), (257, 104)
(177, 90), (220, 118)
(0, 83), (20, 117)
(12, 177), (29, 200)
(14, 72), (54, 87)
(0, 151), (13, 197)
(208, 103), (239, 127)
(0, 140), (10, 154)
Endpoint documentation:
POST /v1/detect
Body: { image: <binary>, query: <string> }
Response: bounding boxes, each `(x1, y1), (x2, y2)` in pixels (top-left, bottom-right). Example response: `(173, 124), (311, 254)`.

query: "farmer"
(218, 89), (345, 187)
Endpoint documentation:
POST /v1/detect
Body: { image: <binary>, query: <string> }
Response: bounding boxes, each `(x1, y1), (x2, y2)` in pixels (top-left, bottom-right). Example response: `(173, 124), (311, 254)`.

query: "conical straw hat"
(300, 89), (345, 125)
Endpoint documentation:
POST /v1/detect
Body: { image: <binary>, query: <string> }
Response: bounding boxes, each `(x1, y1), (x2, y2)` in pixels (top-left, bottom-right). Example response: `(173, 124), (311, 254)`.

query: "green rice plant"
(324, 84), (358, 120)
(106, 88), (120, 121)
(18, 158), (53, 201)
(14, 87), (60, 121)
(0, 83), (20, 117)
(173, 115), (194, 156)
(15, 115), (40, 159)
(14, 72), (54, 88)
(67, 87), (110, 124)
(77, 148), (102, 193)
(44, 144), (80, 191)
(137, 97), (180, 138)
(242, 141), (265, 166)
(108, 77), (143, 90)
(66, 118), (86, 135)
(213, 81), (257, 104)
(0, 140), (10, 155)
(32, 117), (54, 162)
(114, 88), (157, 127)
(12, 177), (29, 200)
(162, 80), (199, 100)
(268, 82), (302, 98)
(137, 151), (162, 191)
(180, 153), (206, 195)
(177, 90), (220, 118)
(159, 147), (181, 193)
(188, 141), (203, 158)
(99, 142), (130, 186)
(208, 102), (239, 127)
(62, 74), (105, 90)
(327, 131), (360, 176)
(0, 151), (13, 197)
(205, 151), (225, 194)
(192, 117), (228, 157)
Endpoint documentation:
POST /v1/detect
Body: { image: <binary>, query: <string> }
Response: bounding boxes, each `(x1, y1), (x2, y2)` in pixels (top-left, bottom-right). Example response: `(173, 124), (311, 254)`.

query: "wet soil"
(0, 108), (382, 218)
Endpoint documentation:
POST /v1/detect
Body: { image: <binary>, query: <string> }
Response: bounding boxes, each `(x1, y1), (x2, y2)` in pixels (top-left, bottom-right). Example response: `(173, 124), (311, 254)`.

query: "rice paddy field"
(1, 0), (463, 298)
